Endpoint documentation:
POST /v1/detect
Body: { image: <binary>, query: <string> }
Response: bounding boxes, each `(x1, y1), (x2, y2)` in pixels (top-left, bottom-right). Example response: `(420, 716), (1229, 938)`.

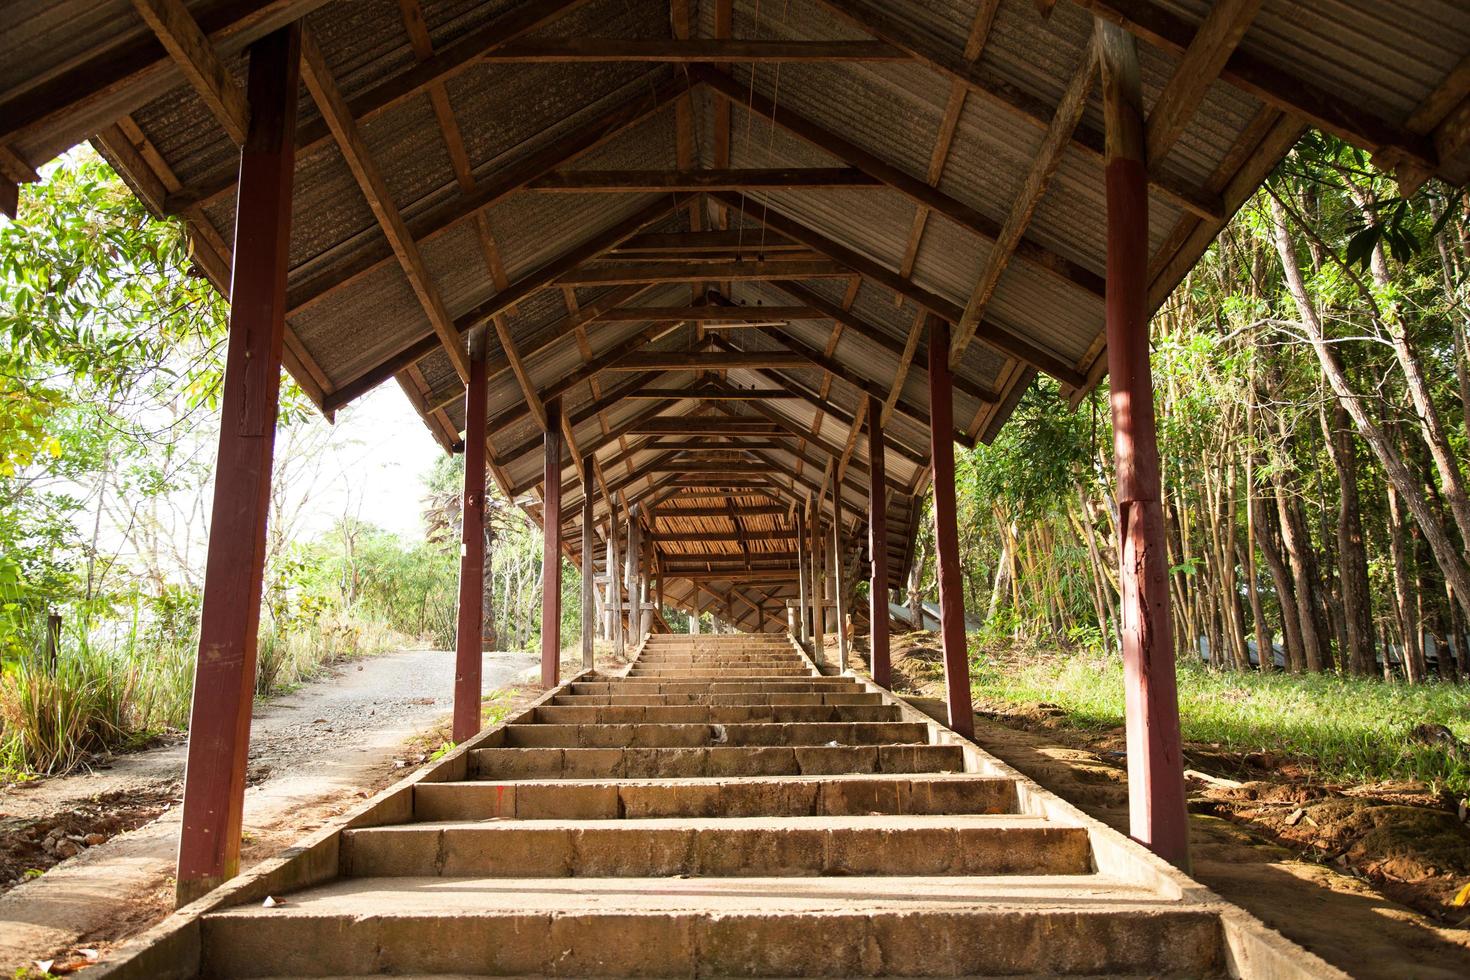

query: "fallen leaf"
(1285, 808), (1304, 826)
(1452, 881), (1470, 907)
(262, 896), (278, 908)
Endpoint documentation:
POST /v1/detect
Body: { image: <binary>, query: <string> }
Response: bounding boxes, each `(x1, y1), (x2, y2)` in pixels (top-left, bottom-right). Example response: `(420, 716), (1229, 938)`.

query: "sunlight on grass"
(967, 642), (1470, 794)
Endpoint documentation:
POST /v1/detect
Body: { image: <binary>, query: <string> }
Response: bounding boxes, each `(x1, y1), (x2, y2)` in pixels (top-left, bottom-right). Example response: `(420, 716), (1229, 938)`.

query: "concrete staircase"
(118, 634), (1332, 977)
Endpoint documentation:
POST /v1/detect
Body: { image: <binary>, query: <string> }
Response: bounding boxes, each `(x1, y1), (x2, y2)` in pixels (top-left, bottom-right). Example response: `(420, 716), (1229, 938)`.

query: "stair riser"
(534, 704), (901, 724)
(341, 824), (1092, 878)
(470, 745), (965, 779)
(413, 776), (1019, 821)
(554, 692), (885, 706)
(503, 722), (931, 748)
(569, 682), (862, 695)
(201, 909), (1224, 977)
(625, 670), (816, 678)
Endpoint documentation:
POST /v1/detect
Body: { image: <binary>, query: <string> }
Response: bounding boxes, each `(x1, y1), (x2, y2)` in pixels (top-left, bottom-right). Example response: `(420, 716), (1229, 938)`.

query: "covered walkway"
(4, 0), (1468, 958)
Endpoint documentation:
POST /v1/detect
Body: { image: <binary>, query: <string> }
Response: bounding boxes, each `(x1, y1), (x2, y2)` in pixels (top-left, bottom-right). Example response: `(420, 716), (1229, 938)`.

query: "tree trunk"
(1386, 482), (1426, 682)
(1269, 194), (1470, 624)
(1320, 401), (1375, 674)
(1255, 495), (1304, 672)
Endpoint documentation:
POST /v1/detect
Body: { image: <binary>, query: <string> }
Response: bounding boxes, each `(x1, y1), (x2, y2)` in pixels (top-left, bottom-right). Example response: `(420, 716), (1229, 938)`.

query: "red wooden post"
(541, 397), (563, 687)
(1100, 20), (1190, 869)
(452, 335), (487, 743)
(175, 24), (300, 908)
(580, 453), (595, 671)
(927, 315), (974, 738)
(867, 394), (891, 687)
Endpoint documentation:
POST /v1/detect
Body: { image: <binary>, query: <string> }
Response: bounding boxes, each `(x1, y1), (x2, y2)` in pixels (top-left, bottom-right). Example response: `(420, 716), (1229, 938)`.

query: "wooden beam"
(652, 505), (785, 518)
(1144, 0), (1263, 165)
(925, 315), (973, 739)
(627, 418), (787, 436)
(613, 230), (802, 254)
(593, 305), (820, 322)
(130, 0), (250, 144)
(580, 450), (595, 670)
(452, 335), (487, 742)
(711, 192), (1088, 388)
(646, 439), (788, 451)
(807, 0), (1225, 222)
(175, 22), (299, 908)
(644, 462), (779, 474)
(950, 39), (1098, 367)
(527, 168), (881, 191)
(625, 386), (798, 400)
(298, 29), (470, 380)
(1099, 17), (1189, 869)
(651, 529), (797, 542)
(0, 177), (17, 220)
(866, 392), (891, 687)
(696, 67), (1106, 299)
(1079, 0), (1436, 171)
(482, 39), (908, 62)
(540, 396), (564, 686)
(557, 260), (847, 286)
(604, 351), (808, 371)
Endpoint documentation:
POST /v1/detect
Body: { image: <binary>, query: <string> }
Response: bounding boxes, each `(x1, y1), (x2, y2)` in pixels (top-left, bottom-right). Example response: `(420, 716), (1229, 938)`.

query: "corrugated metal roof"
(6, 0), (1467, 621)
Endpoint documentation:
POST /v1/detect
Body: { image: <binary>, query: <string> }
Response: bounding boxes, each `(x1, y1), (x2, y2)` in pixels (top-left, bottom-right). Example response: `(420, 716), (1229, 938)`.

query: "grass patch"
(961, 640), (1470, 794)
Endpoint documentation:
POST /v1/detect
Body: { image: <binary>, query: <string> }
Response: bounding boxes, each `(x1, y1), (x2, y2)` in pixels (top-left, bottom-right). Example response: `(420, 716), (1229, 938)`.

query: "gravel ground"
(0, 647), (538, 973)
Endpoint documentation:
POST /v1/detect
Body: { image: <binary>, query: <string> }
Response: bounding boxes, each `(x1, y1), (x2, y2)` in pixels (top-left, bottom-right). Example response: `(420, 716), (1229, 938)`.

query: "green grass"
(962, 640), (1470, 796)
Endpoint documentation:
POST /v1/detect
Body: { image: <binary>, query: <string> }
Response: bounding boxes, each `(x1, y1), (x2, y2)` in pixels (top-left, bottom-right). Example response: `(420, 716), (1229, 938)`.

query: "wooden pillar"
(602, 528), (614, 642)
(690, 592), (701, 634)
(610, 508), (624, 657)
(540, 397), (563, 687)
(580, 454), (595, 671)
(833, 494), (849, 672)
(1100, 20), (1190, 869)
(625, 506), (641, 645)
(927, 315), (974, 738)
(175, 24), (300, 909)
(452, 333), (488, 743)
(796, 506), (811, 646)
(867, 394), (892, 687)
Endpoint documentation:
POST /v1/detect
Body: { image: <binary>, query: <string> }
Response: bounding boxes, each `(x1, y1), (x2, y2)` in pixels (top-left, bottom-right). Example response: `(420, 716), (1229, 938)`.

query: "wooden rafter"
(130, 0), (249, 144)
(556, 259), (847, 286)
(1144, 0), (1264, 165)
(525, 168), (881, 191)
(298, 29), (471, 380)
(481, 39), (907, 62)
(950, 37), (1099, 367)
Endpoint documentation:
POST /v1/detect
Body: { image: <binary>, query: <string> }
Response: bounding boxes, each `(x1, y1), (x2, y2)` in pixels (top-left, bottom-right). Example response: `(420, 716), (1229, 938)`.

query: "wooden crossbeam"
(593, 305), (820, 322)
(482, 39), (908, 62)
(646, 439), (788, 451)
(652, 505), (785, 517)
(613, 230), (802, 254)
(604, 352), (807, 371)
(808, 0), (1224, 222)
(625, 386), (797, 400)
(627, 418), (787, 435)
(644, 462), (776, 474)
(130, 0), (250, 144)
(557, 260), (847, 286)
(526, 168), (880, 191)
(950, 38), (1098, 367)
(298, 29), (471, 380)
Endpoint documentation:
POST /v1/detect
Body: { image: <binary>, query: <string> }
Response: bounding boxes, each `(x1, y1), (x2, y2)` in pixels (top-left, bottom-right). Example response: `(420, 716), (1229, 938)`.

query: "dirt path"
(0, 648), (537, 974)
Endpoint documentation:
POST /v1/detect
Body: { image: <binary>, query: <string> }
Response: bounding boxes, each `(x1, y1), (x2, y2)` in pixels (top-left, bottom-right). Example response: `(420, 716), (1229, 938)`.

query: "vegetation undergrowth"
(947, 635), (1470, 795)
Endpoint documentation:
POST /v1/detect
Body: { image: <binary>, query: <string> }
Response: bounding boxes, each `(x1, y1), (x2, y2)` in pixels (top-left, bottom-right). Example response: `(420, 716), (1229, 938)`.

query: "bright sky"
(296, 380), (447, 540)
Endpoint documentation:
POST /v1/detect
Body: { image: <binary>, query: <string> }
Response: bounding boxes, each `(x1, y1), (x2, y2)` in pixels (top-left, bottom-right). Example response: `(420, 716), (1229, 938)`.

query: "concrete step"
(533, 703), (902, 724)
(568, 680), (862, 695)
(470, 743), (966, 778)
(502, 721), (931, 748)
(625, 669), (816, 678)
(201, 875), (1225, 977)
(413, 774), (1019, 821)
(552, 691), (886, 707)
(340, 815), (1092, 878)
